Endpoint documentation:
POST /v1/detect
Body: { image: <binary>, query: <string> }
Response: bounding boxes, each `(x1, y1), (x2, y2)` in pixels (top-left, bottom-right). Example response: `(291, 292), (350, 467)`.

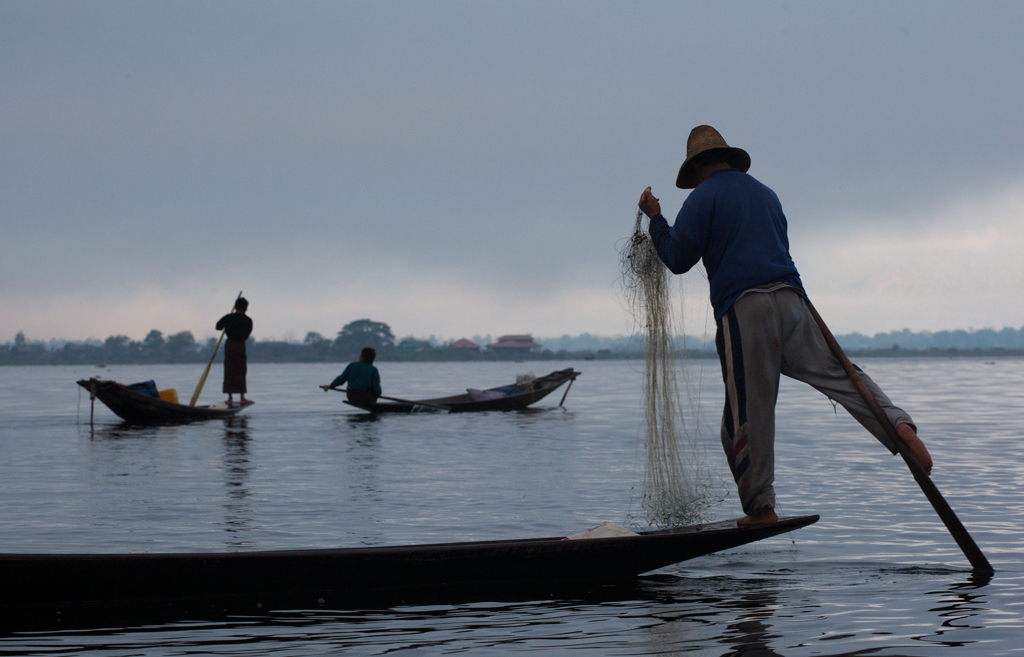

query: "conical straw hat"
(675, 125), (751, 189)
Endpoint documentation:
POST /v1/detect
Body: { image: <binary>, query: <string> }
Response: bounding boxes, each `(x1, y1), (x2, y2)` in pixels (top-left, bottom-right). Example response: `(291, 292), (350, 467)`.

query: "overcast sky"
(3, 1), (1022, 343)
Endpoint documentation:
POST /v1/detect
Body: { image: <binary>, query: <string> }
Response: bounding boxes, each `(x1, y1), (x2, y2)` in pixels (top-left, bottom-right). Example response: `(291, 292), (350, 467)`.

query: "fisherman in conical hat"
(638, 125), (932, 526)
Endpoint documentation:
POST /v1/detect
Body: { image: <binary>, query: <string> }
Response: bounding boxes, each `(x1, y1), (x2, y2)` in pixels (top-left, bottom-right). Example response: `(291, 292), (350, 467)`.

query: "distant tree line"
(4, 321), (1024, 366)
(837, 326), (1024, 351)
(0, 321), (397, 365)
(2, 329), (218, 365)
(0, 319), (637, 366)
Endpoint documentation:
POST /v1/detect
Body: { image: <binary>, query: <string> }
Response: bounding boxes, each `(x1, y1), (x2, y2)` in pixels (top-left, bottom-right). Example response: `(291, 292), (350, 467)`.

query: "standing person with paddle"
(216, 297), (253, 407)
(638, 125), (932, 527)
(321, 347), (381, 405)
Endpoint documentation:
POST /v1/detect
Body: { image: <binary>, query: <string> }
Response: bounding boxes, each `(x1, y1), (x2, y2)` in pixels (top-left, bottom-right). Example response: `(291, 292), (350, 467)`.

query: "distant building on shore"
(450, 338), (481, 350)
(487, 334), (542, 358)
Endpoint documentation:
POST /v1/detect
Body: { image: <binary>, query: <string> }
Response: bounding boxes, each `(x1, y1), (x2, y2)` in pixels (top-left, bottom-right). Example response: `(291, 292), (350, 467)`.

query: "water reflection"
(920, 573), (992, 649)
(344, 412), (381, 424)
(637, 577), (788, 657)
(340, 415), (381, 501)
(636, 568), (998, 656)
(506, 406), (572, 429)
(716, 589), (786, 657)
(84, 422), (182, 441)
(221, 416), (255, 548)
(334, 415), (384, 545)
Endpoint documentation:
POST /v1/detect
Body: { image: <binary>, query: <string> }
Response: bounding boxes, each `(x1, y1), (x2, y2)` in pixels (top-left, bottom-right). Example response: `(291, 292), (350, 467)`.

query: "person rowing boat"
(215, 297), (253, 407)
(638, 125), (932, 527)
(321, 347), (382, 404)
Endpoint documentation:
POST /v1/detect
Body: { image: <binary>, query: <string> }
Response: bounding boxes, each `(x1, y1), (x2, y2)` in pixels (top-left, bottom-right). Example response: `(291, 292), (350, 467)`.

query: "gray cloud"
(2, 1), (1022, 339)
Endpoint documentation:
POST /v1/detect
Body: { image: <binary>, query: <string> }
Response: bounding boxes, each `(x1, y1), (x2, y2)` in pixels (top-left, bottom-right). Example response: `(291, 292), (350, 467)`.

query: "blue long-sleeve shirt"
(648, 169), (804, 319)
(330, 361), (381, 394)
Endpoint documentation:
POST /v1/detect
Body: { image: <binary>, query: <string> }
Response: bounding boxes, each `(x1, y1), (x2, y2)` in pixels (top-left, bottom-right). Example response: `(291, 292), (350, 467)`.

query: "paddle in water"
(323, 387), (451, 412)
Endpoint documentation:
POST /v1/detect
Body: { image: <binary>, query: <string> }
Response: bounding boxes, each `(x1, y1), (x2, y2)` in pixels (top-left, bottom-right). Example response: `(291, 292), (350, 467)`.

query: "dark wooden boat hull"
(0, 516), (817, 607)
(345, 368), (581, 413)
(77, 379), (245, 424)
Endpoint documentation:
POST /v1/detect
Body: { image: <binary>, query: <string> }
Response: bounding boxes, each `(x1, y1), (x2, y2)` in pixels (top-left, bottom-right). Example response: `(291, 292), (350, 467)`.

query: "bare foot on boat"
(737, 508), (778, 526)
(240, 398), (254, 406)
(897, 423), (932, 475)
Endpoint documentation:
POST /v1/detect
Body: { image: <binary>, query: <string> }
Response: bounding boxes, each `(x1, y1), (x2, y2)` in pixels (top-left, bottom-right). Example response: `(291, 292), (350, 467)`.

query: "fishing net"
(620, 209), (722, 528)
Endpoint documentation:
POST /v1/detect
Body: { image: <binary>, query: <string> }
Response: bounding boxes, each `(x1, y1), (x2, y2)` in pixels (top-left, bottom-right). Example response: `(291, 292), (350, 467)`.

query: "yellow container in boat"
(158, 388), (179, 404)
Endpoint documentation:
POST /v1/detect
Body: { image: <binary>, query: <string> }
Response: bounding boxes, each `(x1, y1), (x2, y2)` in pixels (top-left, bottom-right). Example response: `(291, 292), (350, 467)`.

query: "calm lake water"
(0, 359), (1022, 655)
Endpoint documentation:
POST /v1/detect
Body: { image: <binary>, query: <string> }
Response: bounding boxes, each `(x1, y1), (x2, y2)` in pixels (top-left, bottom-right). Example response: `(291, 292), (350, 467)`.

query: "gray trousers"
(715, 286), (914, 515)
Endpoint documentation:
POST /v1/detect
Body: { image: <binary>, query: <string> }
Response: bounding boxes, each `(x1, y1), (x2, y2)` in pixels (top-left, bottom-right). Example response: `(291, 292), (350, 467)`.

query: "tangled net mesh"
(620, 209), (722, 528)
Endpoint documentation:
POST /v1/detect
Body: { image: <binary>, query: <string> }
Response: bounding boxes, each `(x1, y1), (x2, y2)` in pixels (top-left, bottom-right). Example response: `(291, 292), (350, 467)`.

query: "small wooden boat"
(345, 368), (581, 413)
(0, 515), (817, 607)
(77, 378), (249, 424)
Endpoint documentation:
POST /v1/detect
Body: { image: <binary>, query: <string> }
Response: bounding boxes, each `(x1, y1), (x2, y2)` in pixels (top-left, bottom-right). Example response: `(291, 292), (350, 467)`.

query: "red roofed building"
(450, 338), (481, 350)
(488, 334), (542, 358)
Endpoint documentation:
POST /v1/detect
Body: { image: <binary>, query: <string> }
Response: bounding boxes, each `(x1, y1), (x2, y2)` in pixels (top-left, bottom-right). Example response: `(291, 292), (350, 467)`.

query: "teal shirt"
(330, 361), (381, 394)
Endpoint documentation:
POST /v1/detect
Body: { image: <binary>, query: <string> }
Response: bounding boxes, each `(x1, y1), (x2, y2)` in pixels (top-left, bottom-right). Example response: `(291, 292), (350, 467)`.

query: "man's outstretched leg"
(778, 292), (932, 475)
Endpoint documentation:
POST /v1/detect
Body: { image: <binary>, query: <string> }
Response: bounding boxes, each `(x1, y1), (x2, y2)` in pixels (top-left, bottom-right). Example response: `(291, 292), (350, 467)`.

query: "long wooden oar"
(807, 301), (993, 573)
(328, 387), (450, 412)
(190, 291), (243, 407)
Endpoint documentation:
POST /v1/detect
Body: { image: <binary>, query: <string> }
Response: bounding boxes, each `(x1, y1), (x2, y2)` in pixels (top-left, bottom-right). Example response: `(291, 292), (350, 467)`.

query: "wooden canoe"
(345, 368), (581, 413)
(0, 515), (817, 608)
(77, 378), (248, 424)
